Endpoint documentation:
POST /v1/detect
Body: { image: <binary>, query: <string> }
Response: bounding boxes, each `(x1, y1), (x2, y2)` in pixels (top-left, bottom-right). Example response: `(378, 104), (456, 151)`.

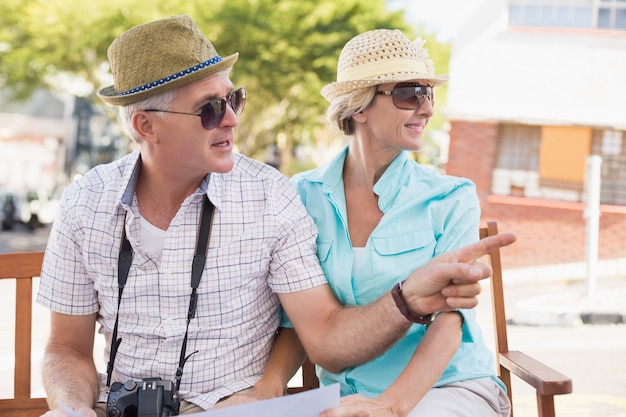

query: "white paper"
(190, 384), (340, 417)
(60, 384), (340, 417)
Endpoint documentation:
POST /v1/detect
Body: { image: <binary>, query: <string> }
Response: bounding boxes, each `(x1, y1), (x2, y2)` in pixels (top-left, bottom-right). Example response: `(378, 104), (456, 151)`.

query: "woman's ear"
(352, 110), (366, 124)
(132, 111), (158, 143)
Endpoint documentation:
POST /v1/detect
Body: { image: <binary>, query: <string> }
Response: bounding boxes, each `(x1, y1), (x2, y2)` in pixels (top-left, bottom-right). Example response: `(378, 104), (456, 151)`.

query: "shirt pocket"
(315, 239), (354, 305)
(371, 228), (435, 257)
(357, 228), (436, 303)
(316, 239), (333, 263)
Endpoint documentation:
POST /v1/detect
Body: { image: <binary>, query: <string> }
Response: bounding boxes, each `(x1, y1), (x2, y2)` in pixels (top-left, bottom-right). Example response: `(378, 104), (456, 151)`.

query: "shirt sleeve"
(266, 174), (328, 294)
(36, 186), (100, 315)
(430, 180), (481, 343)
(432, 180), (481, 256)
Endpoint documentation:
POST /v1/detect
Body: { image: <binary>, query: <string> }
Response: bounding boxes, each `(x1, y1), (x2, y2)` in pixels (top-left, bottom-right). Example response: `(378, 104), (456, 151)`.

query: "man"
(37, 15), (515, 417)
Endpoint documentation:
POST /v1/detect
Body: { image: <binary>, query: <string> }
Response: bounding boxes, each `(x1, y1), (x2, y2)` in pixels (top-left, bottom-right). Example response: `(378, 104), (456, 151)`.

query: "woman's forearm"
(379, 311), (464, 417)
(253, 327), (306, 397)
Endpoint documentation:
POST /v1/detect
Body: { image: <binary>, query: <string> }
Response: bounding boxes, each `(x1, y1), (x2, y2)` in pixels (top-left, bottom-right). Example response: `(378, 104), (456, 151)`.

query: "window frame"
(508, 0), (626, 31)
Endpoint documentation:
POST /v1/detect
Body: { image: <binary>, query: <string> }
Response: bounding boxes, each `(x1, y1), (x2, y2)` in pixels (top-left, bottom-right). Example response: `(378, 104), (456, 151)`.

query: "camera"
(106, 378), (180, 417)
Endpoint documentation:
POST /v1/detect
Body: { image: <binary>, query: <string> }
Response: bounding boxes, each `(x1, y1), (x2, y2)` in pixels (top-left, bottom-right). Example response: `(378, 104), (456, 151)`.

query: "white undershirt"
(352, 247), (366, 274)
(140, 215), (166, 258)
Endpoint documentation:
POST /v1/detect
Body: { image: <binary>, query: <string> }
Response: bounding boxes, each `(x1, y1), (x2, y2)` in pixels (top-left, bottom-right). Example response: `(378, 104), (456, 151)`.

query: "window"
(492, 124), (544, 198)
(495, 124), (540, 170)
(493, 124), (626, 205)
(591, 129), (626, 205)
(509, 0), (626, 31)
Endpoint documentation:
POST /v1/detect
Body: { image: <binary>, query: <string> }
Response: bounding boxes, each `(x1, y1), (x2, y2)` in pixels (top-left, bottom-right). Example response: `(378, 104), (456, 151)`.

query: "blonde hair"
(326, 86), (377, 136)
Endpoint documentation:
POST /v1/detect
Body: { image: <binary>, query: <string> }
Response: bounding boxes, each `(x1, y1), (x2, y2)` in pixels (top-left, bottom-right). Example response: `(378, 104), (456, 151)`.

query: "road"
(1, 226), (625, 416)
(477, 278), (626, 416)
(0, 224), (50, 253)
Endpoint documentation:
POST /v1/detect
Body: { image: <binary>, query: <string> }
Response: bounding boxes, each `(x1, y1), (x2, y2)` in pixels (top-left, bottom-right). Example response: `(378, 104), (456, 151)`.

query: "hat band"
(337, 59), (428, 83)
(117, 56), (224, 97)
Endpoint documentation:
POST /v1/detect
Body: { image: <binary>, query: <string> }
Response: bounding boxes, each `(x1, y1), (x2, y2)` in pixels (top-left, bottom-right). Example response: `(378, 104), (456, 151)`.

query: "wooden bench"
(0, 251), (48, 417)
(0, 221), (572, 417)
(482, 221), (573, 416)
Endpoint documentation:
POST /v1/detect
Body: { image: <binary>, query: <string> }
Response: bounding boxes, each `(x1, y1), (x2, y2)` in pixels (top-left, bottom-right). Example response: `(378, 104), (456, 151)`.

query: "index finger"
(453, 232), (517, 263)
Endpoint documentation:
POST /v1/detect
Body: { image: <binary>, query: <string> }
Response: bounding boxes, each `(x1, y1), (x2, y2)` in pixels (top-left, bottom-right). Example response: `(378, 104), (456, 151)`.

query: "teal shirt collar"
(310, 145), (412, 214)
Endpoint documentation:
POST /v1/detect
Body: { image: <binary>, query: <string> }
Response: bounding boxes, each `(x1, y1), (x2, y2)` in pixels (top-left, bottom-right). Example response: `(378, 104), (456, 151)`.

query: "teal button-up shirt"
(289, 146), (504, 397)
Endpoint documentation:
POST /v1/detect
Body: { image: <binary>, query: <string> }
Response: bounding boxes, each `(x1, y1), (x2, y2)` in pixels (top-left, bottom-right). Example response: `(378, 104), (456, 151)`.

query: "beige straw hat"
(321, 29), (448, 102)
(97, 15), (238, 106)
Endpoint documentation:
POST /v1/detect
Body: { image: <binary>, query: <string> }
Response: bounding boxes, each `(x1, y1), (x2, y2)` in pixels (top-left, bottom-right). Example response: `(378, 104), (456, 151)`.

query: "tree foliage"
(0, 0), (449, 172)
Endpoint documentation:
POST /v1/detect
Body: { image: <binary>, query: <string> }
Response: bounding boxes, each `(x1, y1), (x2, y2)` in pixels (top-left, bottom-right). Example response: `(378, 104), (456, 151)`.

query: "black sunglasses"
(375, 83), (433, 110)
(145, 87), (246, 130)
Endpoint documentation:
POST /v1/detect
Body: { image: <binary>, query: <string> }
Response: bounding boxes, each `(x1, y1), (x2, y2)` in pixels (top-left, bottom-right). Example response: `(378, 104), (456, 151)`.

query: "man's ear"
(132, 111), (158, 143)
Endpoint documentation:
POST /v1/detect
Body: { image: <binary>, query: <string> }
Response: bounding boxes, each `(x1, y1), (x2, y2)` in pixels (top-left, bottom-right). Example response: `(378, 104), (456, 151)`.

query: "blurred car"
(1, 189), (60, 230)
(1, 190), (27, 230)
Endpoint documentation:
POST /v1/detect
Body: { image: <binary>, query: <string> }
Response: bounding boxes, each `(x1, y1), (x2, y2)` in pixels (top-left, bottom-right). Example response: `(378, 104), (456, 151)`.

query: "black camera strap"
(106, 233), (133, 387)
(106, 195), (215, 390)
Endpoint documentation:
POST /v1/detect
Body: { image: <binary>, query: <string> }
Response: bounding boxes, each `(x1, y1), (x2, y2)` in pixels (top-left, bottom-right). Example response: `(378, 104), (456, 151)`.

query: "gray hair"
(118, 69), (233, 142)
(325, 86), (377, 136)
(118, 90), (177, 143)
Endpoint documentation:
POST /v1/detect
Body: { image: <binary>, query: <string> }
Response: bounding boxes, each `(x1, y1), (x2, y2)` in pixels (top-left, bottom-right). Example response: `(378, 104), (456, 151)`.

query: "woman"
(291, 29), (511, 417)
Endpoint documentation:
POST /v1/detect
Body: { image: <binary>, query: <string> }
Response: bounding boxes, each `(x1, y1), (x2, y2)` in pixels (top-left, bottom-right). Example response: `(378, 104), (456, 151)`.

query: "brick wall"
(446, 120), (626, 269)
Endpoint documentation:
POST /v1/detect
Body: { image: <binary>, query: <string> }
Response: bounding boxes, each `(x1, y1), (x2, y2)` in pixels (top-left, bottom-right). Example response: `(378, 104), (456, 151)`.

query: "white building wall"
(445, 0), (626, 129)
(0, 90), (72, 195)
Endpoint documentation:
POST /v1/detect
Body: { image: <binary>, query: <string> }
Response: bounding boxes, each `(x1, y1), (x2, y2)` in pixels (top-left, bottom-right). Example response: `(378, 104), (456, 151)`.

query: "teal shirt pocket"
(370, 228), (435, 256)
(353, 228), (436, 305)
(316, 240), (332, 262)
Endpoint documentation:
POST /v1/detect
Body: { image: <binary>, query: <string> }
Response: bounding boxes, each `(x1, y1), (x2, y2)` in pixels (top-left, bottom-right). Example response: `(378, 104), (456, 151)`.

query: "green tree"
(206, 0), (413, 172)
(0, 0), (449, 173)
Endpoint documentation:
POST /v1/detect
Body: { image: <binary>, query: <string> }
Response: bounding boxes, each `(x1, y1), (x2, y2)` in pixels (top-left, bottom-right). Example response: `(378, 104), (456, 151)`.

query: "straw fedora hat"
(97, 15), (238, 106)
(321, 29), (448, 102)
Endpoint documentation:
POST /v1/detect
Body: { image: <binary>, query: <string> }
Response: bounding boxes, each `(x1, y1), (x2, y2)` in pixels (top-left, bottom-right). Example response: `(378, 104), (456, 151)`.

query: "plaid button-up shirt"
(37, 149), (327, 408)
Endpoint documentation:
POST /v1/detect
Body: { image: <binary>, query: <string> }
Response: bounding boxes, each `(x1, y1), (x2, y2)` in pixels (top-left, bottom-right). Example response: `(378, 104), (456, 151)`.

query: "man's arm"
(279, 284), (408, 373)
(41, 312), (99, 417)
(280, 232), (516, 373)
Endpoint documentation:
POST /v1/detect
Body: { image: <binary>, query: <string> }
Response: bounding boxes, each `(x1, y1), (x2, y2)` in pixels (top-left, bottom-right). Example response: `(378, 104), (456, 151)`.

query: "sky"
(387, 0), (477, 41)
